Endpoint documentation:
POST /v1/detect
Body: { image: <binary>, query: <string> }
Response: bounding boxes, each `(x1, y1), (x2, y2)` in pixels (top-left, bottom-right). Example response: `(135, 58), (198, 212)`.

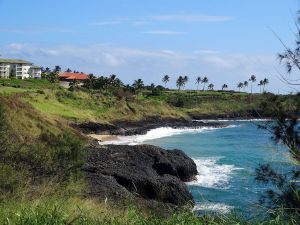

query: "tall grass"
(1, 194), (298, 225)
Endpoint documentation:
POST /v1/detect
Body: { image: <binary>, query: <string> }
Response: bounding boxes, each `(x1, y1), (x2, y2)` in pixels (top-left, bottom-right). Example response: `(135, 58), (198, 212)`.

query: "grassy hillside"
(0, 78), (280, 125)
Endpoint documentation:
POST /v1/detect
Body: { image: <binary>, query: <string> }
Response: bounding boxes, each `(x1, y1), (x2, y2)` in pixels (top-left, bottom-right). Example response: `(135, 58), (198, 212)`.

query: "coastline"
(75, 116), (227, 137)
(79, 115), (269, 142)
(81, 116), (267, 208)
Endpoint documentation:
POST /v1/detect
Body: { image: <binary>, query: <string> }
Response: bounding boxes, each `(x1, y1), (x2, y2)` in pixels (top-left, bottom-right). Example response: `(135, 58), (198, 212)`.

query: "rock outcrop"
(84, 143), (197, 206)
(74, 116), (223, 136)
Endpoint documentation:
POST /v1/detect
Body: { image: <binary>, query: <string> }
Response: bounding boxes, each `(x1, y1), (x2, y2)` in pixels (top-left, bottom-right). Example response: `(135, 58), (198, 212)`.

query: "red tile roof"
(60, 72), (89, 80)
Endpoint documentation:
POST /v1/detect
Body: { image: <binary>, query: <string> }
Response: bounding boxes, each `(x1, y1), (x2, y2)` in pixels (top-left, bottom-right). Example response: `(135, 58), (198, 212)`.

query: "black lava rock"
(84, 144), (197, 206)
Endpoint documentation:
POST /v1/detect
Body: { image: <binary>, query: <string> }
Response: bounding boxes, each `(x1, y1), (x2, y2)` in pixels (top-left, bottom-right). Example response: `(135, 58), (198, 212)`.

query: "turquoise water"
(103, 121), (292, 215)
(141, 121), (292, 215)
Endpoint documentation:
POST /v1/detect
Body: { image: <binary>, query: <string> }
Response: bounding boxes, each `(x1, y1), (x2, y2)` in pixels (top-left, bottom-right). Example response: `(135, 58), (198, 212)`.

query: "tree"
(256, 99), (300, 218)
(249, 75), (256, 94)
(201, 77), (208, 91)
(222, 84), (228, 91)
(258, 80), (264, 93)
(183, 75), (189, 90)
(255, 11), (300, 219)
(176, 76), (185, 91)
(69, 79), (80, 91)
(237, 82), (244, 92)
(109, 74), (123, 87)
(208, 83), (214, 90)
(263, 78), (269, 92)
(41, 67), (51, 79)
(65, 68), (72, 72)
(83, 73), (96, 89)
(93, 76), (110, 91)
(243, 81), (249, 91)
(132, 78), (144, 94)
(162, 75), (170, 88)
(53, 65), (61, 73)
(196, 77), (202, 90)
(150, 83), (155, 90)
(46, 71), (59, 83)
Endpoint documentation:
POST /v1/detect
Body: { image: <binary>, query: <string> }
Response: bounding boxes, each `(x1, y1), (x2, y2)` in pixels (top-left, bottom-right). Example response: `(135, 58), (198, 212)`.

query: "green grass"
(1, 194), (298, 225)
(0, 78), (54, 89)
(22, 89), (185, 123)
(0, 86), (30, 94)
(0, 79), (57, 94)
(0, 78), (275, 123)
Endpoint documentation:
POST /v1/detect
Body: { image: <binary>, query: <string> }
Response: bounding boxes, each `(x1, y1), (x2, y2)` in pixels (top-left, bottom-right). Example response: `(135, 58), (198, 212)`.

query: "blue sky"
(0, 0), (299, 93)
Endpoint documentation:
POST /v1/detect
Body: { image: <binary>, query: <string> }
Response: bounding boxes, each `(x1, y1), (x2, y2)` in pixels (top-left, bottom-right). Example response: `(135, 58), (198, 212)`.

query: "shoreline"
(81, 116), (269, 143)
(82, 117), (269, 209)
(75, 116), (228, 137)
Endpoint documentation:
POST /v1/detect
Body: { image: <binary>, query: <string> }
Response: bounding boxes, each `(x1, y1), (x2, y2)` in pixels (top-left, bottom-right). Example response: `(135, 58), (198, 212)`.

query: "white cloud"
(89, 13), (234, 27)
(89, 21), (121, 26)
(152, 14), (234, 22)
(0, 42), (282, 92)
(0, 27), (73, 34)
(103, 53), (124, 67)
(142, 30), (187, 35)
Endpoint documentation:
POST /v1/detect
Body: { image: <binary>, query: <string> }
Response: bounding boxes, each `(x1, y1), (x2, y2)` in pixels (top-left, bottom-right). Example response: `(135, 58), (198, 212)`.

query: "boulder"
(84, 144), (197, 206)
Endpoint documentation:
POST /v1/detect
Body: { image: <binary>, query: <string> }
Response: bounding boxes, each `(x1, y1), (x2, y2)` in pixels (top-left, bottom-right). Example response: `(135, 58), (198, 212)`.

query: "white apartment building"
(0, 58), (42, 79)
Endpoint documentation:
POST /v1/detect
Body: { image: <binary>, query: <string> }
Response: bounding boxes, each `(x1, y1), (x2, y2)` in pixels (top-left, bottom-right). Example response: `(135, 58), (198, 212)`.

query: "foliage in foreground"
(1, 194), (300, 225)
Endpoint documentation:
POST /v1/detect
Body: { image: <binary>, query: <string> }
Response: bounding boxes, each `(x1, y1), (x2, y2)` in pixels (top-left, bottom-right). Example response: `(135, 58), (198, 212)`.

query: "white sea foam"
(193, 202), (233, 214)
(187, 157), (242, 189)
(197, 119), (271, 122)
(99, 125), (237, 145)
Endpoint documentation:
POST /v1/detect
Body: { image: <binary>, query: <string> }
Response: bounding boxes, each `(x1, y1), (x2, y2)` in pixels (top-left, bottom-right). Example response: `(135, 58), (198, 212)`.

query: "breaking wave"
(100, 125), (237, 145)
(193, 202), (234, 214)
(187, 157), (243, 189)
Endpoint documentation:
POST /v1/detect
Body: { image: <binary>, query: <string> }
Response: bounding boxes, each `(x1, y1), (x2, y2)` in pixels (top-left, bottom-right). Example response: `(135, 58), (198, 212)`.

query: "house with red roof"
(59, 72), (89, 88)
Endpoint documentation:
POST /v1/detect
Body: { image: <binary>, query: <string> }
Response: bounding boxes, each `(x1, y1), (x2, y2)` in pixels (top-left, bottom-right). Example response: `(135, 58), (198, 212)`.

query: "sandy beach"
(87, 134), (118, 142)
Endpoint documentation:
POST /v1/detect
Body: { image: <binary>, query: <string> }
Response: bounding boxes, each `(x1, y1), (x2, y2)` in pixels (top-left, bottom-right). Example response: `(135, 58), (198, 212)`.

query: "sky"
(0, 0), (299, 93)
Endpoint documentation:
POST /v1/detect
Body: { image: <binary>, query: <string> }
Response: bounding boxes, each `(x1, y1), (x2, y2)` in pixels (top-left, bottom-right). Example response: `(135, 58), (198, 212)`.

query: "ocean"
(102, 120), (293, 215)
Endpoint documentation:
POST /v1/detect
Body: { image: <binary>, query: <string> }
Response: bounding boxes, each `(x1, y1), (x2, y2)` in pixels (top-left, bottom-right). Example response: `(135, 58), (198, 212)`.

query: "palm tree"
(150, 83), (155, 90)
(249, 75), (256, 94)
(53, 65), (61, 73)
(195, 76), (202, 90)
(221, 84), (228, 91)
(183, 75), (189, 89)
(243, 81), (248, 92)
(109, 74), (123, 87)
(208, 83), (214, 90)
(132, 78), (144, 94)
(258, 80), (264, 93)
(262, 78), (269, 92)
(237, 82), (244, 92)
(176, 76), (185, 91)
(162, 75), (170, 88)
(201, 77), (208, 91)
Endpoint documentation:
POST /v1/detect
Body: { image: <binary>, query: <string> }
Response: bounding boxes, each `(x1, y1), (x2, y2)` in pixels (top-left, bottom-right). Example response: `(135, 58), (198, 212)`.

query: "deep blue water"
(141, 121), (292, 215)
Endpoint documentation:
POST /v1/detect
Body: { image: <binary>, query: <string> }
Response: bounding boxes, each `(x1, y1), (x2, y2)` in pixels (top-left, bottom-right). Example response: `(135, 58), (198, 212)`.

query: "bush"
(36, 90), (45, 94)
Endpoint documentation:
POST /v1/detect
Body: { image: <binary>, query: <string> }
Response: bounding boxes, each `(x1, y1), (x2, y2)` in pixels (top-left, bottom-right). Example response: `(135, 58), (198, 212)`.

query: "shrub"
(36, 90), (45, 94)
